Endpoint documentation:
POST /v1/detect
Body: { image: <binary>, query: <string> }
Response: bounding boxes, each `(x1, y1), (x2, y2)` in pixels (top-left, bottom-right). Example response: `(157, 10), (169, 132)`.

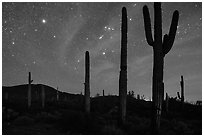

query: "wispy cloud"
(57, 13), (86, 68)
(129, 54), (152, 76)
(92, 60), (115, 76)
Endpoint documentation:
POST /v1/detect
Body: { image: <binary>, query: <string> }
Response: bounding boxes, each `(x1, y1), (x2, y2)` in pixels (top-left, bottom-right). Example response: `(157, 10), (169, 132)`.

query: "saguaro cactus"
(41, 85), (45, 108)
(119, 7), (128, 125)
(165, 93), (169, 113)
(137, 94), (140, 100)
(28, 72), (33, 108)
(84, 51), (90, 113)
(177, 75), (184, 108)
(143, 2), (179, 134)
(103, 90), (105, 97)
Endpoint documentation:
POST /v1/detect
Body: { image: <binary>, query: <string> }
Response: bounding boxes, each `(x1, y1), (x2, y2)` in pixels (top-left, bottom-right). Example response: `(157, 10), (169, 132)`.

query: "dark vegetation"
(2, 84), (202, 135)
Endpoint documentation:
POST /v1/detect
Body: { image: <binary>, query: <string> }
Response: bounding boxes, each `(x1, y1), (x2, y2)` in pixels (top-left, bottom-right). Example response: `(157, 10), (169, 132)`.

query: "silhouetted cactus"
(41, 85), (45, 108)
(119, 7), (128, 125)
(177, 75), (184, 108)
(84, 51), (90, 113)
(103, 90), (105, 97)
(28, 72), (33, 108)
(137, 94), (140, 100)
(143, 2), (179, 134)
(165, 93), (169, 113)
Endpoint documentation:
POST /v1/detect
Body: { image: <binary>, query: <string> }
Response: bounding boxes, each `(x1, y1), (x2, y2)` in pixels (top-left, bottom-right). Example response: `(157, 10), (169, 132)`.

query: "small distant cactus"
(143, 2), (179, 134)
(119, 7), (128, 125)
(28, 72), (33, 108)
(84, 51), (90, 113)
(137, 94), (140, 100)
(103, 90), (105, 97)
(165, 93), (169, 113)
(41, 85), (45, 108)
(177, 75), (184, 108)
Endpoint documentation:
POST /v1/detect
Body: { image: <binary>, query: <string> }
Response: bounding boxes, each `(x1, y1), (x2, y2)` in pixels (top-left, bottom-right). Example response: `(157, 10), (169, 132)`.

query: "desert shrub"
(173, 121), (193, 134)
(13, 116), (34, 126)
(100, 125), (124, 135)
(57, 110), (97, 134)
(35, 112), (59, 124)
(125, 115), (151, 134)
(58, 110), (105, 134)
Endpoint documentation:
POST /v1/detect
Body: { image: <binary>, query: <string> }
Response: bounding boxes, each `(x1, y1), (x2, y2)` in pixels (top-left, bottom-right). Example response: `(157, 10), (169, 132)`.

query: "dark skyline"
(2, 2), (202, 102)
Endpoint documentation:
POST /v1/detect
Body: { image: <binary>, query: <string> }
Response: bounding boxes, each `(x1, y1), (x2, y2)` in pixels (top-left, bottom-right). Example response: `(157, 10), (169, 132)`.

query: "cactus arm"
(163, 10), (179, 55)
(31, 80), (33, 83)
(143, 5), (154, 46)
(154, 2), (162, 47)
(162, 34), (169, 55)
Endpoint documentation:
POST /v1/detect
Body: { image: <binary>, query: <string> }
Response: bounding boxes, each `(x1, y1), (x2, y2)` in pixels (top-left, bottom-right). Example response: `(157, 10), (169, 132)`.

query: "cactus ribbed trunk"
(28, 72), (33, 108)
(41, 85), (45, 108)
(85, 51), (90, 113)
(152, 47), (164, 134)
(119, 7), (128, 125)
(152, 4), (164, 133)
(143, 2), (179, 134)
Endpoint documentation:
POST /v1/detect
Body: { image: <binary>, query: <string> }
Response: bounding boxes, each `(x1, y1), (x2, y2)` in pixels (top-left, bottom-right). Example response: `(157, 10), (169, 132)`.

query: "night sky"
(2, 2), (202, 102)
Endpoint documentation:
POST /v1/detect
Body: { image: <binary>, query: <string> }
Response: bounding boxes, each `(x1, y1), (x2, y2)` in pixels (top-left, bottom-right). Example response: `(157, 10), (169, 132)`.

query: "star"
(42, 19), (47, 24)
(99, 35), (104, 39)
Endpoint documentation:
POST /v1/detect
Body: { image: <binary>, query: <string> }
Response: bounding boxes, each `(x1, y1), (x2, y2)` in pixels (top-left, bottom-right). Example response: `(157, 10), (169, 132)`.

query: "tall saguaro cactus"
(41, 85), (45, 108)
(143, 2), (179, 134)
(84, 51), (90, 113)
(28, 72), (33, 108)
(119, 7), (128, 125)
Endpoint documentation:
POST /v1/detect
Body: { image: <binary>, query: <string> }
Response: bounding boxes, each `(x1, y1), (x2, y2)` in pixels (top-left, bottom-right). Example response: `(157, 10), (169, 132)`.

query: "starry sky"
(2, 2), (202, 102)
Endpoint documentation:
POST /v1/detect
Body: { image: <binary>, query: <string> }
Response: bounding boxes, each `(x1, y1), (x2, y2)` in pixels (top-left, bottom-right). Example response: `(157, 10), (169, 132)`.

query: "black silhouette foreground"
(2, 84), (202, 134)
